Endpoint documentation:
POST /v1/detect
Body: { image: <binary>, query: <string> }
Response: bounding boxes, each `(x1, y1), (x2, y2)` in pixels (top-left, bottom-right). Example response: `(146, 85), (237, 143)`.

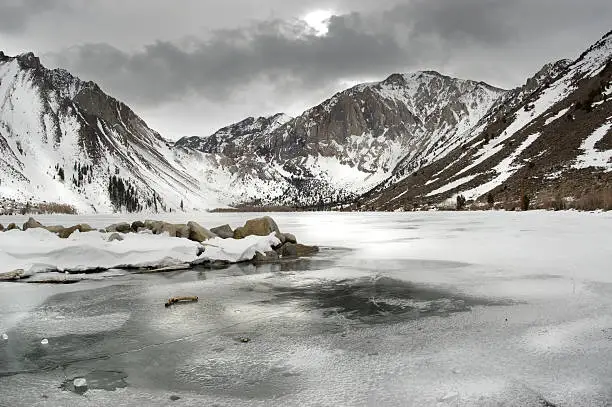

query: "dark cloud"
(7, 0), (611, 136)
(49, 15), (407, 105)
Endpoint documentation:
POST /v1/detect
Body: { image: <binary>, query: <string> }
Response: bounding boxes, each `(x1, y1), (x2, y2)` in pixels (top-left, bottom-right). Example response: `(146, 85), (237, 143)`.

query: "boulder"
(233, 216), (280, 239)
(58, 225), (80, 239)
(159, 222), (178, 237)
(0, 224), (4, 232)
(210, 224), (233, 239)
(176, 224), (190, 239)
(106, 222), (131, 233)
(295, 244), (319, 257)
(131, 221), (145, 232)
(280, 243), (319, 258)
(283, 233), (297, 244)
(187, 221), (216, 242)
(108, 233), (124, 242)
(78, 224), (94, 233)
(265, 250), (279, 261)
(7, 223), (19, 231)
(254, 250), (282, 263)
(44, 225), (65, 234)
(23, 217), (43, 231)
(280, 243), (298, 258)
(58, 224), (93, 239)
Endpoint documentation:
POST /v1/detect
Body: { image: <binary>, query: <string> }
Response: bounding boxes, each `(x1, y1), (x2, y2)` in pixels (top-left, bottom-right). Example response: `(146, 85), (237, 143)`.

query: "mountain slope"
(178, 72), (506, 207)
(0, 52), (226, 213)
(358, 31), (612, 210)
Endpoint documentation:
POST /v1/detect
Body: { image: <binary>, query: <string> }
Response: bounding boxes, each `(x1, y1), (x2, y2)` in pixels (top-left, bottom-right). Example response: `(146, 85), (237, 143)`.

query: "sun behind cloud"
(302, 9), (334, 36)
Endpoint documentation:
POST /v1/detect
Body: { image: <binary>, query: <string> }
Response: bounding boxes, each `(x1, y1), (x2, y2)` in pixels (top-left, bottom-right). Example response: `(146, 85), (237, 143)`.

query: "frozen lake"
(1, 211), (611, 406)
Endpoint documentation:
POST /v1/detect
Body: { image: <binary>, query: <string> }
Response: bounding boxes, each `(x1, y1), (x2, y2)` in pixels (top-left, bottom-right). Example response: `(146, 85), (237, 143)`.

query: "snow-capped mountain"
(178, 71), (506, 207)
(359, 30), (612, 210)
(0, 52), (227, 213)
(1, 29), (610, 213)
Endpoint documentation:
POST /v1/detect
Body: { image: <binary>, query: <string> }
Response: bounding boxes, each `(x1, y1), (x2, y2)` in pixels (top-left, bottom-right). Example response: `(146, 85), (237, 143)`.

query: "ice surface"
(0, 212), (611, 406)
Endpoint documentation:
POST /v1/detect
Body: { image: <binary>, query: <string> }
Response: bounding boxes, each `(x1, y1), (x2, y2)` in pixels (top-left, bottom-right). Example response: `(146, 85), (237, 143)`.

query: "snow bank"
(0, 228), (280, 277)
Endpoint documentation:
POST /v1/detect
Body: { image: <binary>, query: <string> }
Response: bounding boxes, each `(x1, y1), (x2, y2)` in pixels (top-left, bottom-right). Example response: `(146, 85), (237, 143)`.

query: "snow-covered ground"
(0, 227), (281, 278)
(0, 211), (611, 406)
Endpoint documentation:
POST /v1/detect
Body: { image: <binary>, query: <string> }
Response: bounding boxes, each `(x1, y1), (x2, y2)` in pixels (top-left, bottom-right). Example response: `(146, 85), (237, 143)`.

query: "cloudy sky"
(1, 0), (611, 139)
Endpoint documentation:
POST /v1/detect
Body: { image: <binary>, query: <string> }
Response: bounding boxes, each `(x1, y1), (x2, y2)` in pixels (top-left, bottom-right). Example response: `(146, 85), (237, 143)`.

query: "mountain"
(177, 71), (505, 207)
(358, 31), (612, 211)
(1, 30), (611, 213)
(0, 51), (232, 213)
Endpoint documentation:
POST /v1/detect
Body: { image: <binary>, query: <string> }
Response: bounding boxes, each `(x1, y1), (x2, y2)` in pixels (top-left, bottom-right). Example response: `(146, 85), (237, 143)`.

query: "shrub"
(456, 195), (467, 210)
(521, 194), (530, 211)
(486, 193), (495, 207)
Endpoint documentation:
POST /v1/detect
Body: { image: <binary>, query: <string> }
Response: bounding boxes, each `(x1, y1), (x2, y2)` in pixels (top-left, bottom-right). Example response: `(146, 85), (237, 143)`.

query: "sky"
(1, 0), (612, 139)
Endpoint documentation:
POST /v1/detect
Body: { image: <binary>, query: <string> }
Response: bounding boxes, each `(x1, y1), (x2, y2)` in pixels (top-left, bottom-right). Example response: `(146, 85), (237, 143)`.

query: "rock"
(281, 243), (319, 258)
(1, 333), (7, 340)
(58, 225), (79, 239)
(78, 224), (94, 233)
(137, 227), (152, 234)
(176, 224), (191, 239)
(44, 225), (64, 234)
(106, 222), (131, 233)
(58, 224), (93, 239)
(40, 338), (49, 345)
(239, 337), (250, 343)
(283, 233), (297, 244)
(264, 251), (279, 261)
(281, 243), (298, 258)
(233, 216), (280, 239)
(131, 220), (145, 232)
(295, 244), (319, 257)
(169, 395), (181, 401)
(108, 233), (124, 242)
(0, 269), (24, 281)
(73, 378), (88, 394)
(7, 223), (19, 231)
(159, 222), (178, 237)
(23, 217), (43, 231)
(0, 224), (4, 231)
(254, 250), (281, 263)
(210, 224), (233, 239)
(187, 221), (216, 242)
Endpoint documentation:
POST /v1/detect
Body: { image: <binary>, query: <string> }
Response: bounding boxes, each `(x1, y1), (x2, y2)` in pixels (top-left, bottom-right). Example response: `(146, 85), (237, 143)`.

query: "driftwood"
(165, 296), (199, 307)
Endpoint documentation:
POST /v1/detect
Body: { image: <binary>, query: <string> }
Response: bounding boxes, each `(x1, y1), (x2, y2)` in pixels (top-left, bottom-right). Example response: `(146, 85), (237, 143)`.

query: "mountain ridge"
(0, 30), (611, 213)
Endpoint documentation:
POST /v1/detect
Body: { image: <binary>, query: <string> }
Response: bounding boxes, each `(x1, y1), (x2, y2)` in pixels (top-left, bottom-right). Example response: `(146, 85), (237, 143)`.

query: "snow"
(458, 133), (541, 200)
(544, 107), (570, 126)
(426, 174), (479, 197)
(0, 228), (281, 277)
(573, 121), (612, 171)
